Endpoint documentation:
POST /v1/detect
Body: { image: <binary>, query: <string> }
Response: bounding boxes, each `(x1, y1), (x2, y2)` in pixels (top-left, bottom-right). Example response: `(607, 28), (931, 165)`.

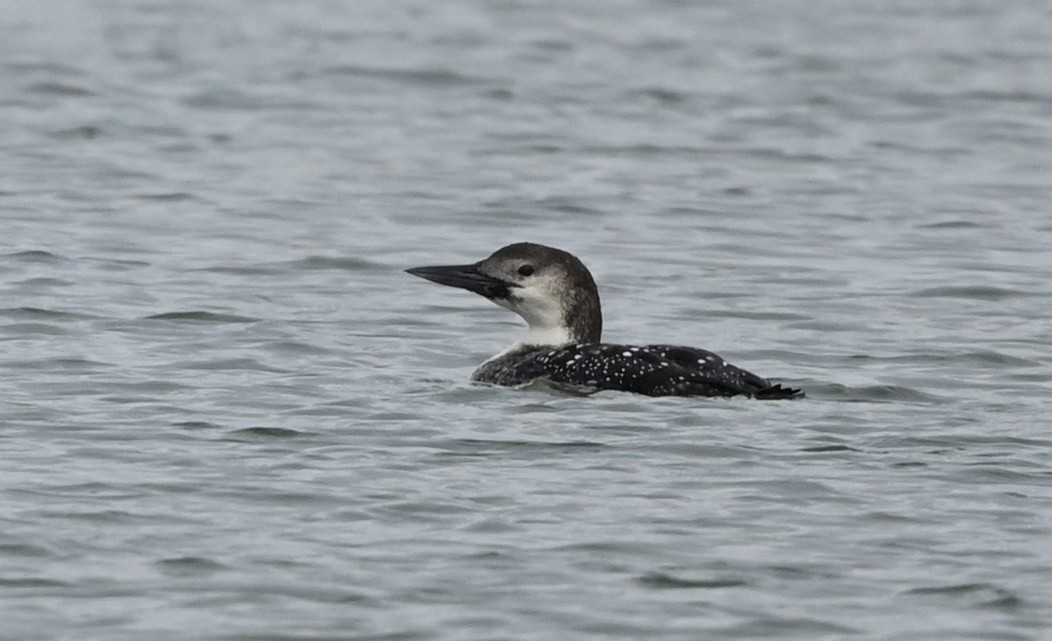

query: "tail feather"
(754, 384), (804, 400)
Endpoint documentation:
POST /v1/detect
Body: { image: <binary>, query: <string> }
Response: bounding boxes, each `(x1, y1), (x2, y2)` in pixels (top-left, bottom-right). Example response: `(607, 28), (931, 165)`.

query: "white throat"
(517, 324), (572, 348)
(485, 323), (573, 363)
(488, 288), (573, 353)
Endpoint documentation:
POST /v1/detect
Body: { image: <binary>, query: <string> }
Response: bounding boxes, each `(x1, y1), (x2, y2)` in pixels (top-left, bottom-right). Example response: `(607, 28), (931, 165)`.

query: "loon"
(406, 242), (802, 399)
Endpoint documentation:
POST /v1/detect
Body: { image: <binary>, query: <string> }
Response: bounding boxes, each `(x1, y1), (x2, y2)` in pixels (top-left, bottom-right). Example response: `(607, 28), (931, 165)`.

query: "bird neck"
(516, 309), (600, 348)
(521, 325), (574, 348)
(563, 289), (602, 344)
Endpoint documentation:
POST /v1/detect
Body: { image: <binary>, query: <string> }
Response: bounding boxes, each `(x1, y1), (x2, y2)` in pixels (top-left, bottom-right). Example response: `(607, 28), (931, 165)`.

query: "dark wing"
(494, 344), (675, 393)
(645, 345), (803, 399)
(506, 343), (801, 399)
(643, 345), (769, 394)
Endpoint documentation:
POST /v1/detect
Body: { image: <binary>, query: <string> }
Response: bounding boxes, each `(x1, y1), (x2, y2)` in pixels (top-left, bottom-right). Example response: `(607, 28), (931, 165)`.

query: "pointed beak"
(405, 262), (511, 299)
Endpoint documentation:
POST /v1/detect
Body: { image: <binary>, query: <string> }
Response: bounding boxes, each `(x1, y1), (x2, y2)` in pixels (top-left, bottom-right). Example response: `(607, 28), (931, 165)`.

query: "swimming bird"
(406, 242), (801, 399)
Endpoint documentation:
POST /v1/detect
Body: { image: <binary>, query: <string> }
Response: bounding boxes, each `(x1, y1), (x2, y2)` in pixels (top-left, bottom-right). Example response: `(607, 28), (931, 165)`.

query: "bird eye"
(517, 264), (534, 277)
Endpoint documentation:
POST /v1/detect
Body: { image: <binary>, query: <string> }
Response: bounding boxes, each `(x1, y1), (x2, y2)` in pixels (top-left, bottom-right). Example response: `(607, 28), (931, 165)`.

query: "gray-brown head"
(406, 242), (602, 346)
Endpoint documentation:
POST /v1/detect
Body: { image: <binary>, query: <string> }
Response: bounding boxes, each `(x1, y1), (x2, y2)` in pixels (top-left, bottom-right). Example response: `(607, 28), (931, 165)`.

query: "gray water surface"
(3, 1), (1052, 639)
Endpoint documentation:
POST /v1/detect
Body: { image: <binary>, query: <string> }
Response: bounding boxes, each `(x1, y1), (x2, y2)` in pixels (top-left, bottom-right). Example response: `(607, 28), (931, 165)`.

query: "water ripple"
(3, 1), (1051, 639)
(144, 311), (260, 323)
